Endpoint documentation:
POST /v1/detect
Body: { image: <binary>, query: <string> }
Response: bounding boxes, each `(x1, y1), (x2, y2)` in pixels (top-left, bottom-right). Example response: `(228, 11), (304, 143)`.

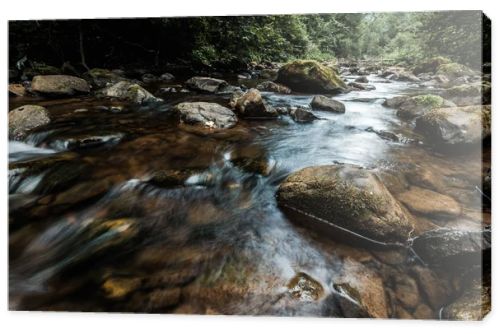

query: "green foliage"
(412, 95), (444, 108)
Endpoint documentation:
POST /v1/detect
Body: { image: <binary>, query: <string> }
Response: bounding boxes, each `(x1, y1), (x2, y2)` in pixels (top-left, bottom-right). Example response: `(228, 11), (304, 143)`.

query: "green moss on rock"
(276, 59), (346, 93)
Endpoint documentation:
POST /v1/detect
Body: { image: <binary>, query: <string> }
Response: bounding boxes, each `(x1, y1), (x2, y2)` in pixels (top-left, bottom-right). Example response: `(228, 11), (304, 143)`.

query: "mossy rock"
(413, 56), (451, 75)
(396, 94), (448, 120)
(23, 62), (61, 79)
(276, 60), (347, 94)
(436, 62), (475, 79)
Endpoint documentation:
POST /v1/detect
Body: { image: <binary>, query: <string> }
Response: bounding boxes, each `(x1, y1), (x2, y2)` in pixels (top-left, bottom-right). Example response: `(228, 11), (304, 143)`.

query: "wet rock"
(446, 82), (491, 106)
(290, 108), (318, 123)
(441, 277), (490, 320)
(230, 145), (275, 175)
(174, 102), (237, 129)
(310, 95), (345, 113)
(49, 133), (125, 150)
(127, 288), (181, 312)
(185, 76), (228, 93)
(101, 81), (162, 104)
(333, 259), (389, 318)
(148, 169), (198, 187)
(277, 164), (413, 244)
(86, 68), (126, 88)
(255, 81), (291, 94)
(22, 62), (61, 79)
(230, 88), (278, 119)
(436, 62), (476, 81)
(354, 76), (369, 83)
(276, 60), (346, 94)
(365, 127), (399, 142)
(348, 82), (376, 91)
(382, 96), (409, 109)
(413, 304), (434, 319)
(31, 75), (90, 96)
(415, 105), (490, 147)
(396, 94), (450, 120)
(9, 105), (51, 140)
(141, 73), (159, 83)
(160, 72), (175, 82)
(413, 56), (451, 75)
(394, 275), (420, 309)
(412, 228), (489, 268)
(259, 68), (278, 80)
(382, 67), (420, 82)
(9, 83), (27, 97)
(102, 276), (142, 299)
(411, 265), (451, 309)
(397, 186), (461, 219)
(287, 272), (324, 301)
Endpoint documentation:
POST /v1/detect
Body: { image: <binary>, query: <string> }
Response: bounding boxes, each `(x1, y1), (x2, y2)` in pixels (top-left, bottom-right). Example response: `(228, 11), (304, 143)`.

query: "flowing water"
(8, 74), (486, 316)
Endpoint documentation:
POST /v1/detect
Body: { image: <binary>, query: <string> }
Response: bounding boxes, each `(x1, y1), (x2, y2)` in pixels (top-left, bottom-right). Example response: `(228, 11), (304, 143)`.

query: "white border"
(1, 0), (498, 333)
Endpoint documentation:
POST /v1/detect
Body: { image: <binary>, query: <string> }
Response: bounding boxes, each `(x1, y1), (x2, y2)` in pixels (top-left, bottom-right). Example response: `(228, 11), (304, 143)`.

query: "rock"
(185, 76), (228, 93)
(415, 105), (490, 147)
(102, 276), (142, 299)
(290, 108), (318, 123)
(9, 105), (51, 139)
(383, 96), (409, 109)
(333, 259), (389, 318)
(86, 68), (126, 88)
(287, 272), (324, 301)
(442, 277), (490, 320)
(255, 81), (291, 94)
(277, 164), (413, 244)
(230, 88), (277, 119)
(354, 76), (368, 83)
(396, 94), (450, 120)
(397, 186), (461, 219)
(365, 127), (399, 142)
(382, 67), (420, 82)
(441, 82), (490, 106)
(259, 69), (278, 80)
(160, 72), (175, 82)
(348, 82), (376, 91)
(229, 145), (275, 175)
(411, 265), (451, 309)
(127, 288), (181, 312)
(394, 276), (420, 309)
(9, 83), (27, 97)
(413, 304), (434, 319)
(174, 102), (237, 129)
(413, 56), (451, 75)
(148, 169), (198, 188)
(436, 62), (476, 81)
(101, 81), (162, 104)
(412, 228), (489, 268)
(310, 95), (345, 113)
(276, 60), (346, 94)
(31, 75), (90, 96)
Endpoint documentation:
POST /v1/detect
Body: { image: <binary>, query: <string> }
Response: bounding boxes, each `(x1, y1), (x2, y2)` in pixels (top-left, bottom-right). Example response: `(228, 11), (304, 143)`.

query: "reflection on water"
(8, 75), (487, 316)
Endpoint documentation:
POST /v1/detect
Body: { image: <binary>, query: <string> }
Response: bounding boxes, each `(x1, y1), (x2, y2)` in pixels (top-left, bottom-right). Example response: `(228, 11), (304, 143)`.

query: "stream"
(8, 74), (486, 316)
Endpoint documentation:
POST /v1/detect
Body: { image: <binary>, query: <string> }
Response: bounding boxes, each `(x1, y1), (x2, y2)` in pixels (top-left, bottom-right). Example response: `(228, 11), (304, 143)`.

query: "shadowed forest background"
(9, 11), (489, 73)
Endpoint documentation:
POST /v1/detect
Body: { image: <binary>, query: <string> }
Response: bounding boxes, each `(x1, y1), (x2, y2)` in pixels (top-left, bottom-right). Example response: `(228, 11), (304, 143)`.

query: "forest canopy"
(9, 11), (488, 72)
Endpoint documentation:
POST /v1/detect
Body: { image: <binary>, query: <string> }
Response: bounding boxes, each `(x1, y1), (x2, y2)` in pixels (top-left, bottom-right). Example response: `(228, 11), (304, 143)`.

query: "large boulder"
(174, 102), (237, 129)
(276, 60), (347, 94)
(412, 228), (489, 268)
(310, 95), (345, 113)
(277, 164), (413, 244)
(412, 56), (451, 75)
(9, 105), (51, 139)
(101, 81), (162, 104)
(185, 76), (228, 93)
(230, 89), (277, 119)
(31, 75), (90, 96)
(395, 95), (452, 120)
(436, 62), (476, 81)
(415, 105), (491, 147)
(256, 81), (291, 94)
